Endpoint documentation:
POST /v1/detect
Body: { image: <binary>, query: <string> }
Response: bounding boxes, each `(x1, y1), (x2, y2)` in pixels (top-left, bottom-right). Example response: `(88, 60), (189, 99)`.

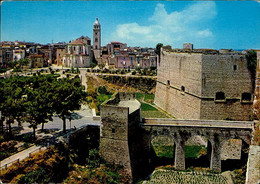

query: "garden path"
(0, 145), (45, 169)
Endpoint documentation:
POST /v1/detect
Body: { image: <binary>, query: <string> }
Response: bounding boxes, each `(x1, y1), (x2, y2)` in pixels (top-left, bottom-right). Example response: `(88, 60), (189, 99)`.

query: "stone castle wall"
(155, 50), (253, 120)
(155, 52), (203, 119)
(99, 105), (132, 175)
(99, 92), (142, 181)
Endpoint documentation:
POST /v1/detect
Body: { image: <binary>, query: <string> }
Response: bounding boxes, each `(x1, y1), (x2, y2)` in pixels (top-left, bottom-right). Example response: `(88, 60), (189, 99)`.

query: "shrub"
(1, 146), (69, 183)
(132, 71), (136, 75)
(16, 168), (50, 184)
(97, 86), (110, 95)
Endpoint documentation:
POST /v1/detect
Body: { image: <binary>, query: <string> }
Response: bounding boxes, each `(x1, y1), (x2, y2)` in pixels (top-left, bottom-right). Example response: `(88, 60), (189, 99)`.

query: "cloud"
(110, 2), (217, 48)
(197, 29), (213, 37)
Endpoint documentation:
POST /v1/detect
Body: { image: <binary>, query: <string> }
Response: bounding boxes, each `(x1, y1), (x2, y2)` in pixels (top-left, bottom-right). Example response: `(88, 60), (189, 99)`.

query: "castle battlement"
(155, 48), (253, 120)
(163, 48), (245, 55)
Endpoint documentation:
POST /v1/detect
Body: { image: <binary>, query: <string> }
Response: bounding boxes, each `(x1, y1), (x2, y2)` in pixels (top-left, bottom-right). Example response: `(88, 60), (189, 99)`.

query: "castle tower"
(253, 51), (260, 117)
(93, 18), (101, 59)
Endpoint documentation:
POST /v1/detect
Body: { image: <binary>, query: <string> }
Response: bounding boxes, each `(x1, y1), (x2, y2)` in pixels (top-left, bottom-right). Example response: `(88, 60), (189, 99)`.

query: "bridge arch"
(220, 137), (250, 171)
(150, 134), (176, 167)
(185, 135), (212, 169)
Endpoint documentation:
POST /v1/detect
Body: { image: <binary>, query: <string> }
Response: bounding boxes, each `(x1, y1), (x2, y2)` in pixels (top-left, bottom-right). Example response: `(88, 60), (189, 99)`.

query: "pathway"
(0, 145), (45, 169)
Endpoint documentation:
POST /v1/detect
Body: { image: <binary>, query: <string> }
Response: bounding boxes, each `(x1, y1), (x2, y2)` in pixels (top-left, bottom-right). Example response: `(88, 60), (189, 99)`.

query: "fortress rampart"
(155, 50), (253, 120)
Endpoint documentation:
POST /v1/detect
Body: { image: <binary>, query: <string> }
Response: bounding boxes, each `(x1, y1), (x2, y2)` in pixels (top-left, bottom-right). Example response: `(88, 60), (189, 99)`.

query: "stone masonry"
(245, 145), (260, 184)
(99, 92), (143, 180)
(155, 49), (253, 120)
(99, 93), (254, 182)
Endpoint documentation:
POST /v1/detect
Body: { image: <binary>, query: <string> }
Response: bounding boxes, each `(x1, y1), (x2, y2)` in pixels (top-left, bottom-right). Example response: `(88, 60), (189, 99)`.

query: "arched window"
(95, 38), (98, 42)
(215, 92), (225, 101)
(241, 92), (252, 102)
(95, 45), (97, 49)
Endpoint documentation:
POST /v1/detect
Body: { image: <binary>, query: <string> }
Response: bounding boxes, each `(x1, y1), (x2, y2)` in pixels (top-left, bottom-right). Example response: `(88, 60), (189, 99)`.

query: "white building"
(13, 49), (25, 61)
(62, 36), (92, 68)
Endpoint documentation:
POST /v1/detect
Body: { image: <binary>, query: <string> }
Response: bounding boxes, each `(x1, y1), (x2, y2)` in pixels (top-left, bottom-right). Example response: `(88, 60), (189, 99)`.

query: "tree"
(0, 76), (27, 135)
(53, 76), (86, 133)
(24, 81), (53, 139)
(18, 58), (30, 69)
(155, 43), (163, 66)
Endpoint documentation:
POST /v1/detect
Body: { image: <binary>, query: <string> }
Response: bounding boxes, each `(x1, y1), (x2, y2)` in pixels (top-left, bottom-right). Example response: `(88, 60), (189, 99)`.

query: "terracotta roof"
(30, 54), (43, 58)
(68, 39), (84, 45)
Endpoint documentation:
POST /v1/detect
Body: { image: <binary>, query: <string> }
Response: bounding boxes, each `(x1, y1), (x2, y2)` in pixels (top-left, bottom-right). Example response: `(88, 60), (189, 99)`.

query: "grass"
(144, 93), (155, 103)
(136, 93), (144, 101)
(141, 103), (157, 111)
(185, 145), (207, 158)
(151, 145), (206, 159)
(152, 145), (174, 158)
(141, 111), (169, 118)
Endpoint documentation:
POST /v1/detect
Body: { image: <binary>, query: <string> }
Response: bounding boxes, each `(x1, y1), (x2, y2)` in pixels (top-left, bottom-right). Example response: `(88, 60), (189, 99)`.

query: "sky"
(1, 1), (260, 49)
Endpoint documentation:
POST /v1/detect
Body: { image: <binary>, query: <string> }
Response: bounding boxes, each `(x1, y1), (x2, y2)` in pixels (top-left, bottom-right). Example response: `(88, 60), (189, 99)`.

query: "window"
(215, 92), (225, 101)
(112, 128), (115, 133)
(233, 65), (237, 70)
(95, 38), (98, 42)
(167, 80), (170, 85)
(95, 46), (97, 49)
(181, 86), (185, 92)
(241, 92), (252, 102)
(95, 32), (98, 35)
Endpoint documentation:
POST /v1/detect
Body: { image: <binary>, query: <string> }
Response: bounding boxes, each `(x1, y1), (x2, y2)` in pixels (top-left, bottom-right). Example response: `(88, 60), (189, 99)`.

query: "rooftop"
(164, 48), (244, 55)
(117, 100), (140, 114)
(68, 39), (85, 45)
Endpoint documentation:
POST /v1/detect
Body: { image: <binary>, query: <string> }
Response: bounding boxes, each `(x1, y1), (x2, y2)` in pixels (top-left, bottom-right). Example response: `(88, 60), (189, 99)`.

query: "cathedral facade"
(62, 36), (92, 68)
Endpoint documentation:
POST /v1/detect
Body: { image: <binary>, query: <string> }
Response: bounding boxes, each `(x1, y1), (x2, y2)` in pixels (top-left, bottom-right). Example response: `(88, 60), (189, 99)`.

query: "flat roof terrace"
(117, 99), (140, 114)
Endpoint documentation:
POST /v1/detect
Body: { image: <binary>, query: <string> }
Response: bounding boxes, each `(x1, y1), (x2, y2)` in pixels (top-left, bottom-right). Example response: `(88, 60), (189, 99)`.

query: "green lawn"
(136, 93), (144, 101)
(141, 103), (157, 111)
(185, 145), (207, 158)
(152, 145), (174, 158)
(144, 93), (155, 102)
(141, 111), (169, 118)
(152, 145), (206, 159)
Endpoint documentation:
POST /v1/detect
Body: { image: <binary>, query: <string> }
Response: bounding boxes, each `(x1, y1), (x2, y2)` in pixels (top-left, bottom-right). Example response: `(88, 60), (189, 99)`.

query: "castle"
(155, 48), (253, 120)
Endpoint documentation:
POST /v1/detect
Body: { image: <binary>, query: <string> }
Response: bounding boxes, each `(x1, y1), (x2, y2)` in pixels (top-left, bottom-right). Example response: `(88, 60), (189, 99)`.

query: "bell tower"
(93, 18), (101, 59)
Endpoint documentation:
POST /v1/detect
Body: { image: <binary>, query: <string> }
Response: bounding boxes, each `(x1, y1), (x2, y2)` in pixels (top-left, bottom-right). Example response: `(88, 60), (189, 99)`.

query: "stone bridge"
(141, 118), (254, 171)
(99, 92), (254, 181)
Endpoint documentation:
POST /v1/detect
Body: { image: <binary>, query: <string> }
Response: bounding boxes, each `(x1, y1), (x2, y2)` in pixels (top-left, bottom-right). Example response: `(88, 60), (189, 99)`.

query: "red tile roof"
(68, 39), (85, 45)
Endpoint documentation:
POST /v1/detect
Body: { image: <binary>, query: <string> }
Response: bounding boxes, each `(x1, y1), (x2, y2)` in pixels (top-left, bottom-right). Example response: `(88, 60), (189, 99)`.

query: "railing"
(0, 146), (47, 171)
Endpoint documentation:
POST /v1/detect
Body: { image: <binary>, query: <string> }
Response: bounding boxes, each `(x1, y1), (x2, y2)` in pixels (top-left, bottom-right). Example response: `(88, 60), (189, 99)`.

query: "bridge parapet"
(141, 118), (254, 172)
(142, 118), (254, 129)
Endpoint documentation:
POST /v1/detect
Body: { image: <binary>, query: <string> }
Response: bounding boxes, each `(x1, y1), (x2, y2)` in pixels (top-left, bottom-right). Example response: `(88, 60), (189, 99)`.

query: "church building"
(62, 36), (92, 68)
